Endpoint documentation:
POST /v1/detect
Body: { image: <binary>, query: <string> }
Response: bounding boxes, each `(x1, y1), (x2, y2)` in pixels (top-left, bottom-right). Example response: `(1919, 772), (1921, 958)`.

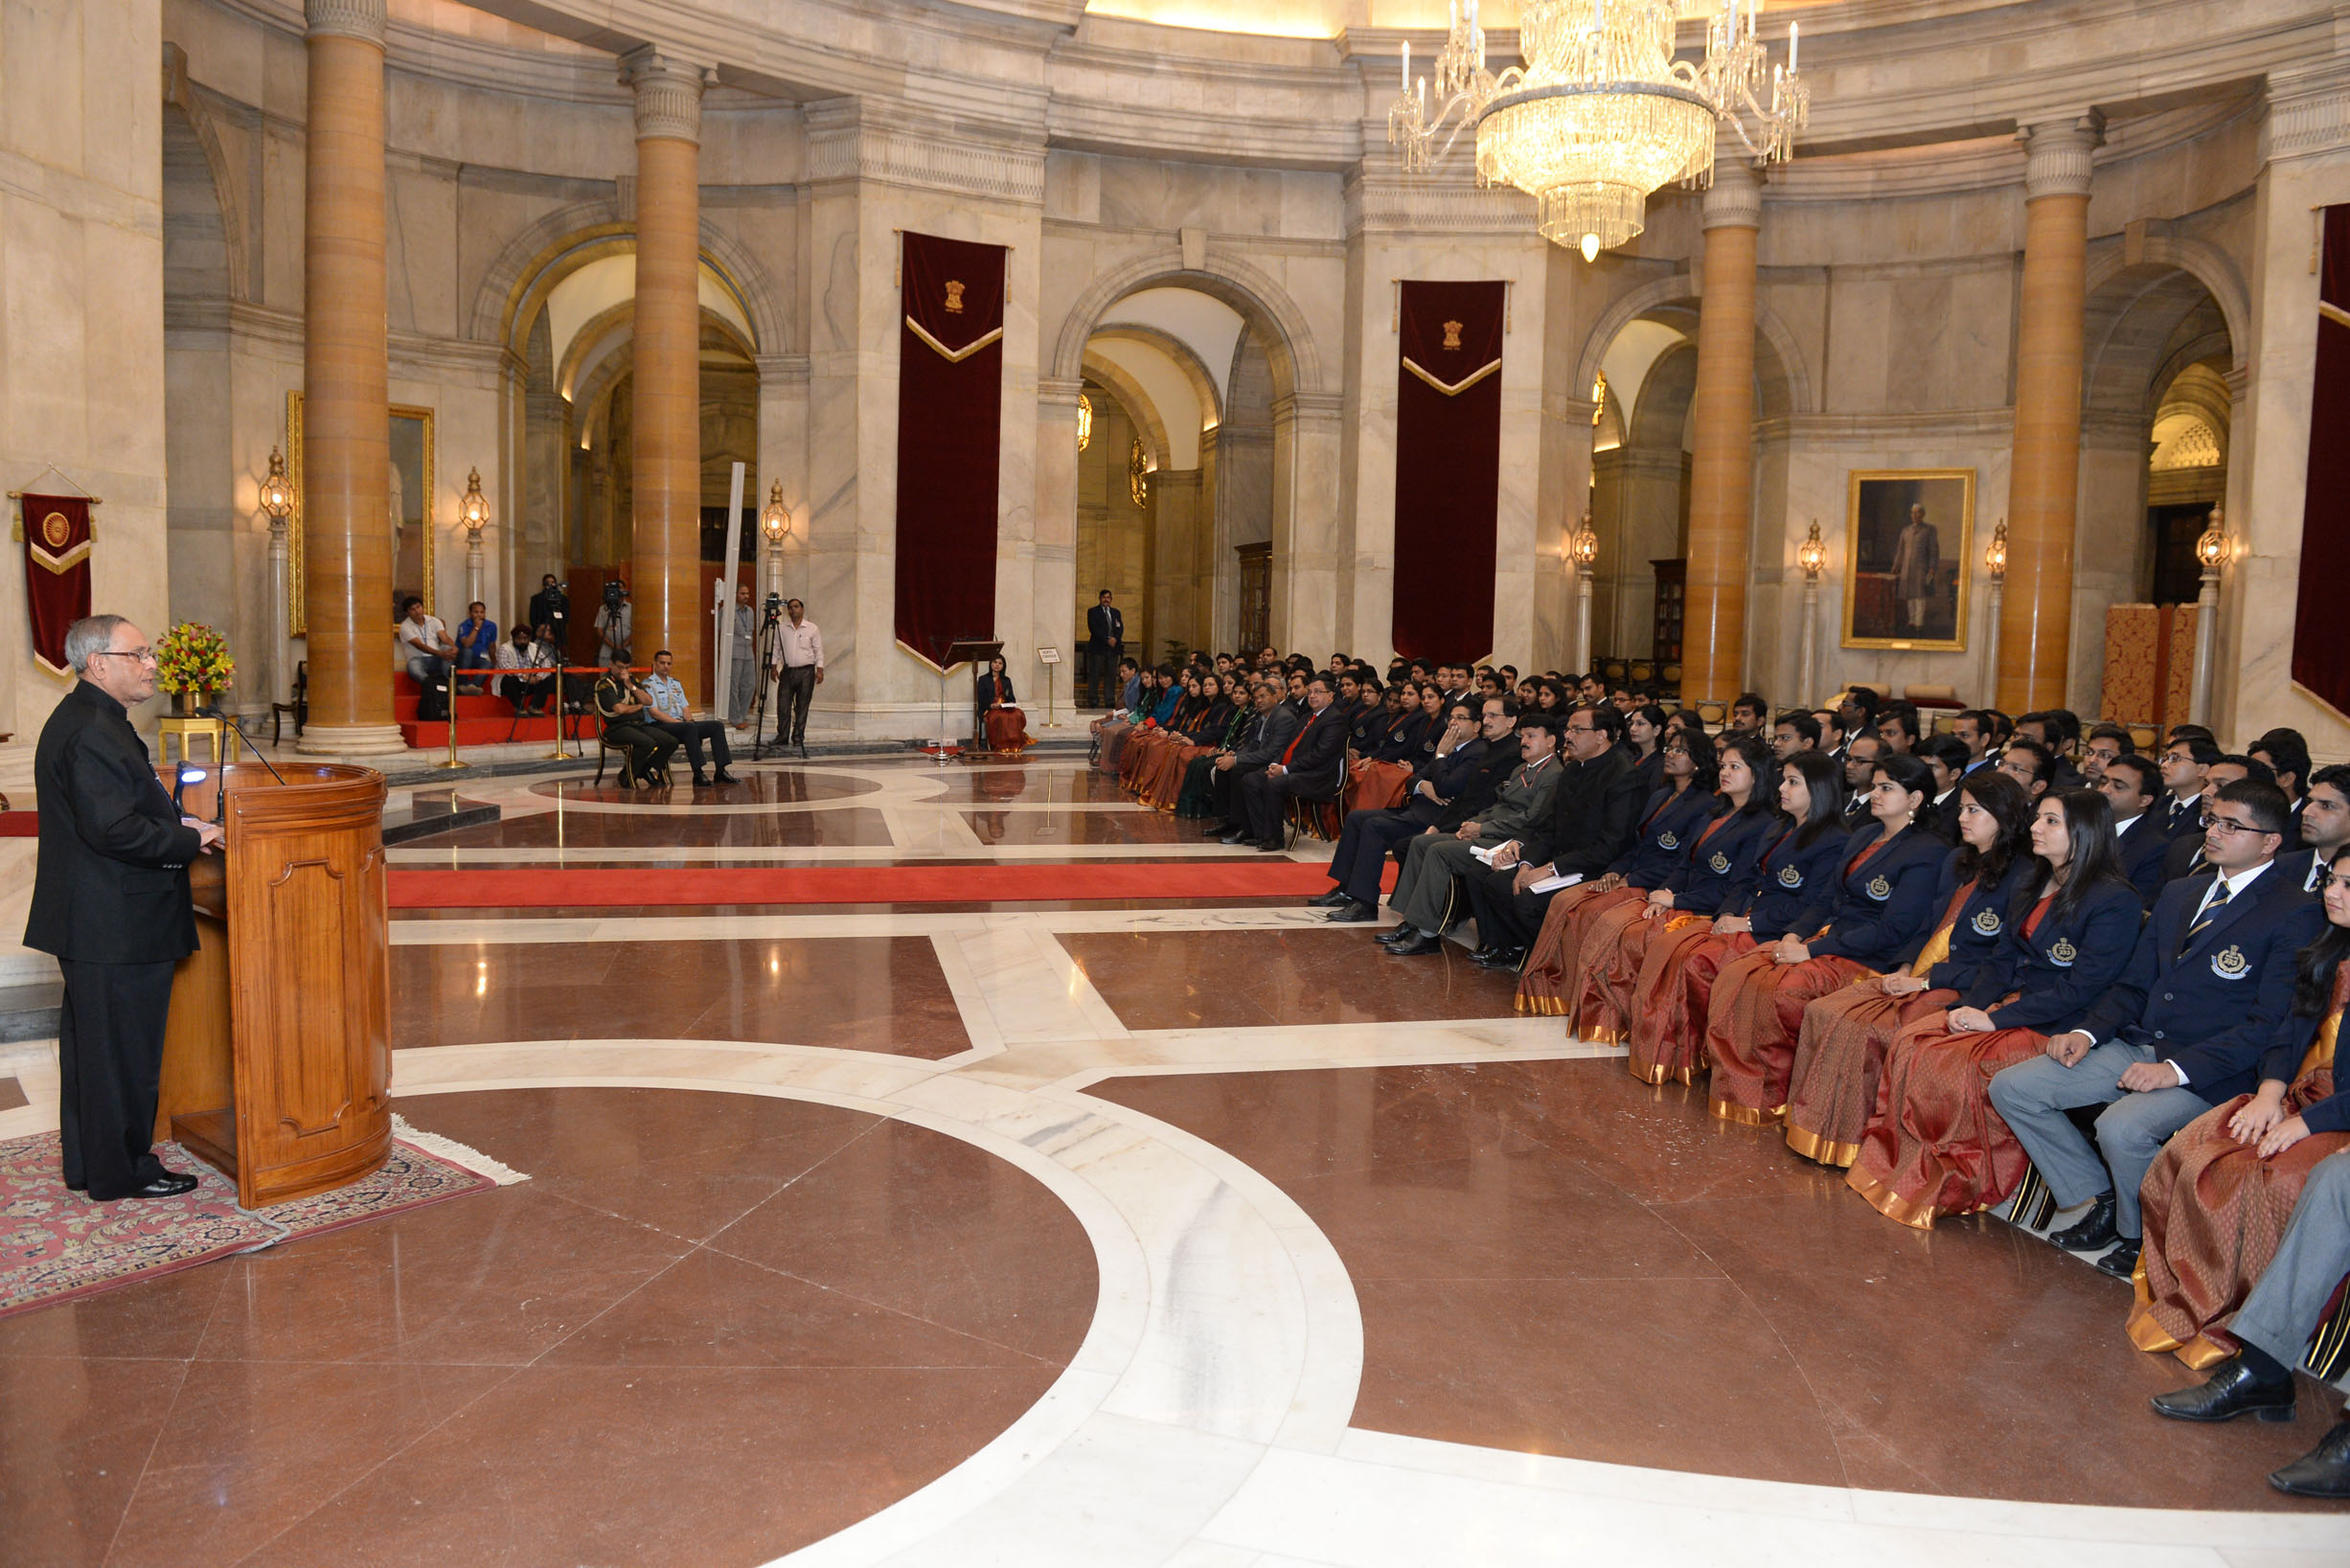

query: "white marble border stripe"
(390, 906), (1375, 945)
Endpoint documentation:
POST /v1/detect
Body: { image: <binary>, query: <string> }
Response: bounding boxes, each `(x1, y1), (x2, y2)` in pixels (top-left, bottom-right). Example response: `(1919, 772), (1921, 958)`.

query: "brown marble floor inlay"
(1061, 928), (1521, 1030)
(0, 1087), (1097, 1567)
(431, 805), (893, 850)
(392, 936), (970, 1057)
(1088, 1058), (2339, 1513)
(0, 1076), (26, 1112)
(962, 809), (1194, 845)
(527, 771), (882, 805)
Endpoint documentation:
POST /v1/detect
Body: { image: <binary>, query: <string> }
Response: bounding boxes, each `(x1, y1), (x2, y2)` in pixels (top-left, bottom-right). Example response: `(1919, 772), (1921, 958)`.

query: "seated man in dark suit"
(593, 669), (679, 788)
(1202, 679), (1301, 837)
(1235, 674), (1349, 852)
(1988, 780), (2322, 1279)
(2159, 754), (2273, 885)
(2277, 764), (2350, 896)
(2098, 752), (2173, 907)
(1314, 698), (1506, 921)
(1456, 703), (1646, 966)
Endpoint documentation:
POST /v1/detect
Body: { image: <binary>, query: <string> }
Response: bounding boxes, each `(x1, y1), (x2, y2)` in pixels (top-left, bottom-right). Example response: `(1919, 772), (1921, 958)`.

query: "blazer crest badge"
(1708, 851), (1731, 874)
(1970, 908), (2003, 935)
(2048, 937), (2078, 966)
(1658, 831), (1680, 850)
(1866, 874), (1892, 900)
(1777, 865), (1804, 887)
(2212, 943), (2249, 979)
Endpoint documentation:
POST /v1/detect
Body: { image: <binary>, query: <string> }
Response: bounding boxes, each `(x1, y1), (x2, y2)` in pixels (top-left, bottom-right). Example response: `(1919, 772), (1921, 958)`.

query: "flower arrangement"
(154, 621), (236, 696)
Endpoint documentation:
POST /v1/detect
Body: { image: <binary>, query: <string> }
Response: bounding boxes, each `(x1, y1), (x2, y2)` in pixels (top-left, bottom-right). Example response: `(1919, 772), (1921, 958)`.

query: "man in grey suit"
(1380, 712), (1564, 956)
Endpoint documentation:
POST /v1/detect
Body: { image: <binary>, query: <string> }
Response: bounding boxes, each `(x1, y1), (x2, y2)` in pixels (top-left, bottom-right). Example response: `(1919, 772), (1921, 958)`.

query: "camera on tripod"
(762, 591), (783, 629)
(602, 579), (626, 612)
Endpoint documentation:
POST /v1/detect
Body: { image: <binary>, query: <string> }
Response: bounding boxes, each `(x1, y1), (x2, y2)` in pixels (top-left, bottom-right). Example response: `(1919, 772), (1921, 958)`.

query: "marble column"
(1998, 115), (2100, 713)
(623, 49), (709, 696)
(297, 0), (402, 752)
(1683, 160), (1761, 706)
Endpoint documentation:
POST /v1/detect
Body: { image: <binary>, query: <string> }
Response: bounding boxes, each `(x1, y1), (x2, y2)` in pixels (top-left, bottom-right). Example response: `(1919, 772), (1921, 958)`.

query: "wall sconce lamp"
(260, 446), (294, 523)
(761, 480), (791, 545)
(1796, 519), (1826, 580)
(1570, 516), (1599, 569)
(457, 466), (491, 536)
(2195, 506), (2228, 571)
(1985, 517), (2008, 580)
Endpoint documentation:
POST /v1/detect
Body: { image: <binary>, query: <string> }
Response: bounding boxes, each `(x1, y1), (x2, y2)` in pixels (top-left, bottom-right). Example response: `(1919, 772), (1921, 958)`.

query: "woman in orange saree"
(1627, 751), (1849, 1085)
(1846, 787), (2145, 1227)
(1578, 734), (1778, 1043)
(1516, 730), (1720, 1031)
(1781, 771), (2037, 1167)
(2131, 845), (2350, 1363)
(1347, 683), (1434, 813)
(1136, 672), (1234, 809)
(1121, 670), (1199, 791)
(1705, 752), (1948, 1125)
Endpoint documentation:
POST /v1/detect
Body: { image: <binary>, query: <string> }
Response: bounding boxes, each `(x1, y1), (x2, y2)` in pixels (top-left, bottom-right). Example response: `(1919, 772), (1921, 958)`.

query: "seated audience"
(1729, 692), (1770, 734)
(1704, 752), (1946, 1125)
(454, 601), (497, 693)
(1987, 781), (2323, 1278)
(2100, 752), (2173, 907)
(1919, 732), (1973, 838)
(1135, 670), (1233, 809)
(2162, 754), (2276, 883)
(1623, 702), (1668, 796)
(1998, 735), (2056, 802)
(492, 623), (555, 715)
(1626, 752), (1850, 1085)
(398, 596), (456, 691)
(1379, 713), (1568, 957)
(1772, 710), (1820, 760)
(1838, 734), (1884, 828)
(2083, 721), (2135, 784)
(639, 648), (737, 785)
(1951, 709), (1997, 773)
(592, 667), (679, 788)
(1089, 657), (1144, 767)
(1782, 770), (2038, 1168)
(2158, 734), (2224, 836)
(1200, 678), (1302, 839)
(2133, 843), (2350, 1370)
(1315, 698), (1509, 920)
(1847, 787), (2142, 1227)
(1516, 728), (1723, 1023)
(2281, 765), (2350, 894)
(1235, 674), (1347, 852)
(2252, 728), (2314, 851)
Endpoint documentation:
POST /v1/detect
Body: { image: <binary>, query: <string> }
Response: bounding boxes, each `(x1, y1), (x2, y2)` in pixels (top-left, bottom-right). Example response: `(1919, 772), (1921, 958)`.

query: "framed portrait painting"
(285, 392), (435, 635)
(1841, 468), (1974, 651)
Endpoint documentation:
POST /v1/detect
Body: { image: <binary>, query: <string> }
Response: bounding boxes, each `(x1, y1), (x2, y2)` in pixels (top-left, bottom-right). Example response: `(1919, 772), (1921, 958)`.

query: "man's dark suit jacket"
(1230, 703), (1303, 771)
(2114, 810), (2174, 908)
(1433, 743), (1522, 833)
(2161, 829), (2210, 887)
(1273, 702), (1349, 796)
(1085, 603), (1124, 649)
(2074, 862), (2324, 1104)
(25, 681), (203, 966)
(1519, 746), (1642, 875)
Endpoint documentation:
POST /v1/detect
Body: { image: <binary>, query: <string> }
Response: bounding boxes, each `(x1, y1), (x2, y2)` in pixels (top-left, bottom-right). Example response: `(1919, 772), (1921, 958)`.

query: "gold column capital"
(2018, 112), (2106, 200)
(304, 0), (385, 46)
(620, 48), (714, 144)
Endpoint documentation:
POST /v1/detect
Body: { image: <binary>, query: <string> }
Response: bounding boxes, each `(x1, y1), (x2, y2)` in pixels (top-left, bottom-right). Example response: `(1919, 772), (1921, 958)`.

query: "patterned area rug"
(0, 1116), (526, 1319)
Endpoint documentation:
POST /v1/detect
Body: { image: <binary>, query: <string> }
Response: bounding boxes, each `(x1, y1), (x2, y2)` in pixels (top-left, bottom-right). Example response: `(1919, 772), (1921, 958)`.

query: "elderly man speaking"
(26, 615), (224, 1200)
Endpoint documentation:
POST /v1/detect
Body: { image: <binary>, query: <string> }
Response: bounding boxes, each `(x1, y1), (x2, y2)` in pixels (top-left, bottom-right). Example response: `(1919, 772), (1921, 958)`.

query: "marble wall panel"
(386, 158), (461, 340)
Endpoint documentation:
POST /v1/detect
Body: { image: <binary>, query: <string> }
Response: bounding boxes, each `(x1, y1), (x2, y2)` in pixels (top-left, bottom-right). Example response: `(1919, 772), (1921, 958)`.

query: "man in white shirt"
(397, 597), (455, 690)
(492, 624), (556, 715)
(770, 598), (824, 755)
(639, 649), (737, 786)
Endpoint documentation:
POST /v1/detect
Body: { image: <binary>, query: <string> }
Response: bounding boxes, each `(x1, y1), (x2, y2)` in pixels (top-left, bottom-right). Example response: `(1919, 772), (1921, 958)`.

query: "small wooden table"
(156, 716), (240, 767)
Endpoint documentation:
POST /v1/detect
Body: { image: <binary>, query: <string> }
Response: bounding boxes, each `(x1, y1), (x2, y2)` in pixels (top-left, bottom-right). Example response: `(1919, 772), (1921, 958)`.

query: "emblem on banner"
(1866, 875), (1891, 900)
(1709, 852), (1731, 874)
(1658, 831), (1679, 850)
(40, 511), (69, 550)
(1778, 866), (1803, 887)
(2049, 938), (2077, 966)
(1442, 319), (1464, 350)
(1971, 908), (2003, 935)
(2213, 943), (2249, 979)
(944, 280), (966, 313)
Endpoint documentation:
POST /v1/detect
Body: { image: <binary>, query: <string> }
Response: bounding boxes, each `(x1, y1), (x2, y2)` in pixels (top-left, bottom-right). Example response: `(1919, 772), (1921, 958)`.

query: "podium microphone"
(196, 705), (289, 786)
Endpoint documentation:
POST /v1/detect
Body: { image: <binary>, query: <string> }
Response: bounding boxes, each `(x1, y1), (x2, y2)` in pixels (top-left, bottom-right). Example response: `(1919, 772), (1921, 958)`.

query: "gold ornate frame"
(1841, 467), (1974, 652)
(285, 392), (435, 635)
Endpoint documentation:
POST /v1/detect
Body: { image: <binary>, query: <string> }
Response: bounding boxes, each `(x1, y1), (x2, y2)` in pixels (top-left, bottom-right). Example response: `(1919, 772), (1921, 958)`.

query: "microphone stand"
(196, 705), (288, 824)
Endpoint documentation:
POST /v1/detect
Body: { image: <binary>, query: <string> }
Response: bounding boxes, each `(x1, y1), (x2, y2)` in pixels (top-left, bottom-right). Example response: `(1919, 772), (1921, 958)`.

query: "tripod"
(746, 607), (785, 761)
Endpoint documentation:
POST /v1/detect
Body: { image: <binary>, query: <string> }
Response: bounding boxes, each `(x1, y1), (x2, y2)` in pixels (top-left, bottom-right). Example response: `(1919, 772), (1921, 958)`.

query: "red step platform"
(394, 671), (570, 749)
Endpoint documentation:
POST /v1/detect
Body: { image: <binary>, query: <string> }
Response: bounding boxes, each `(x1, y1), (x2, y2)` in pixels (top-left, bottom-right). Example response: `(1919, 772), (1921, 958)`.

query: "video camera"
(602, 579), (626, 612)
(762, 591), (783, 629)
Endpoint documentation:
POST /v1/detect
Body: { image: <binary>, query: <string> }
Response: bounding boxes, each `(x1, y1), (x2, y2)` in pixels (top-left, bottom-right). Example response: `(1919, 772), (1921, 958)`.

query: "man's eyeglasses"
(2205, 815), (2274, 838)
(1563, 723), (1598, 735)
(90, 648), (156, 665)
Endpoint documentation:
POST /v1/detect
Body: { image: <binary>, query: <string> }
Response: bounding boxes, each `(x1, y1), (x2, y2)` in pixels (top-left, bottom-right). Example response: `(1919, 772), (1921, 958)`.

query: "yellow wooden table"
(156, 716), (240, 767)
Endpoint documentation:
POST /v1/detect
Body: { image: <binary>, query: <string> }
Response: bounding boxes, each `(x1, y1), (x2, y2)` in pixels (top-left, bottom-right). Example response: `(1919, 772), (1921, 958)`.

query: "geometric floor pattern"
(3, 754), (2342, 1566)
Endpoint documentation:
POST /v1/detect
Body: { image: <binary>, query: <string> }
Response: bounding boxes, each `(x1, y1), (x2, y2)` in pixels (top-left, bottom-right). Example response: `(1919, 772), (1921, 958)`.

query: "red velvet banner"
(1392, 280), (1505, 662)
(895, 232), (1007, 670)
(18, 495), (92, 677)
(2293, 205), (2350, 718)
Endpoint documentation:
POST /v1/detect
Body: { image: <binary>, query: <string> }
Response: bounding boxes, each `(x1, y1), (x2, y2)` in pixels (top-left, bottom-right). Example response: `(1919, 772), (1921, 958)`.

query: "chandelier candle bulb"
(1789, 21), (1797, 71)
(1403, 39), (1409, 90)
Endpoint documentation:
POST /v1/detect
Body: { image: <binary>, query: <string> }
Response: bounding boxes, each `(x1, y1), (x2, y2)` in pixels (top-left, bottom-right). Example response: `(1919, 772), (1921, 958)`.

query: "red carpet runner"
(390, 860), (1395, 909)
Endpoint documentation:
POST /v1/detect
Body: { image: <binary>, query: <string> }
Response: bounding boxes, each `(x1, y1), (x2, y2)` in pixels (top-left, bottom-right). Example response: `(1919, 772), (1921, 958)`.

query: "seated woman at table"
(1135, 671), (1235, 810)
(1705, 752), (1947, 1125)
(1093, 664), (1157, 773)
(1576, 733), (1781, 1041)
(1780, 770), (2038, 1168)
(1847, 787), (2143, 1227)
(975, 653), (1033, 753)
(1517, 729), (1722, 1029)
(1626, 751), (1850, 1085)
(2131, 845), (2350, 1364)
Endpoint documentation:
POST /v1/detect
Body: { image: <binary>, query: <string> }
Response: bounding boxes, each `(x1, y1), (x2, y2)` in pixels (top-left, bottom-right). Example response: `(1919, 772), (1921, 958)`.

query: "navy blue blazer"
(1961, 876), (2146, 1034)
(1610, 785), (1719, 887)
(2114, 809), (2174, 909)
(1810, 821), (1949, 968)
(2159, 792), (2205, 841)
(1660, 806), (1779, 917)
(1741, 819), (1853, 941)
(1918, 850), (2040, 992)
(2076, 863), (2326, 1102)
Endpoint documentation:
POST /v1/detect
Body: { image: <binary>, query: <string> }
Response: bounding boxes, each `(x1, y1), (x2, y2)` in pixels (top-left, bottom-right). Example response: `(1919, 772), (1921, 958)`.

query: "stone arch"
(1571, 274), (1814, 420)
(160, 48), (250, 305)
(1082, 352), (1173, 474)
(1086, 324), (1225, 428)
(1049, 248), (1326, 399)
(469, 202), (788, 359)
(2083, 234), (2249, 376)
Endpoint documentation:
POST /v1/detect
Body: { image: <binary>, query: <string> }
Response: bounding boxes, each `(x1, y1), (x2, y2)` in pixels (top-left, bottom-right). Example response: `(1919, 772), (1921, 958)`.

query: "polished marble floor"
(5, 754), (2344, 1566)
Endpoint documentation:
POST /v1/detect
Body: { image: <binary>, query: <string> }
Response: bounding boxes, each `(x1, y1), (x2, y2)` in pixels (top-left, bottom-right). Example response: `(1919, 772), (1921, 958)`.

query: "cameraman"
(528, 574), (569, 657)
(770, 598), (823, 756)
(593, 581), (631, 669)
(492, 623), (555, 716)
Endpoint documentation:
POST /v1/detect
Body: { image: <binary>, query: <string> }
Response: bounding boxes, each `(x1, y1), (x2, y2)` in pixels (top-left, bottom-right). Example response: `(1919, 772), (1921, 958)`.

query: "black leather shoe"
(1202, 822), (1235, 838)
(2151, 1357), (2299, 1423)
(712, 770), (739, 784)
(1307, 891), (1351, 908)
(2270, 1418), (2350, 1497)
(2092, 1237), (2141, 1279)
(1473, 946), (1524, 970)
(1255, 839), (1285, 853)
(95, 1171), (199, 1201)
(692, 773), (710, 787)
(1376, 926), (1418, 947)
(2049, 1193), (2119, 1251)
(1386, 931), (1445, 956)
(1219, 829), (1253, 845)
(1326, 902), (1377, 922)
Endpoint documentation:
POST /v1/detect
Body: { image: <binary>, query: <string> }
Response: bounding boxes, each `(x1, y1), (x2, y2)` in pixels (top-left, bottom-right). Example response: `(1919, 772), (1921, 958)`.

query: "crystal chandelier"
(1389, 0), (1811, 260)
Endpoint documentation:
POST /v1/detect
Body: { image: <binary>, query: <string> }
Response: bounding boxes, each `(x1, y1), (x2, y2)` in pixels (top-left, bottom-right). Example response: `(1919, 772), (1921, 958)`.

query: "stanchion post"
(435, 672), (465, 770)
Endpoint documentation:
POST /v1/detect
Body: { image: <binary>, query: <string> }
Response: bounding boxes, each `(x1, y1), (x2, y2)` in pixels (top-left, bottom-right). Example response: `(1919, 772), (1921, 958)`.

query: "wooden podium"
(154, 761), (392, 1208)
